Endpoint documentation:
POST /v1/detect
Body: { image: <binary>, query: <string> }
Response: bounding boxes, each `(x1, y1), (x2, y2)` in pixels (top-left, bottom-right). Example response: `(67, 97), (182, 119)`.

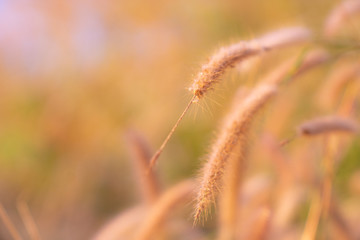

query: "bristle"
(193, 84), (277, 224)
(217, 88), (250, 240)
(189, 27), (310, 101)
(297, 116), (359, 136)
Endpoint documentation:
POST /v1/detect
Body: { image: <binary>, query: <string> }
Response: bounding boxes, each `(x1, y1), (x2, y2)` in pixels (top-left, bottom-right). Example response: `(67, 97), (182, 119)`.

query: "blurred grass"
(0, 0), (358, 239)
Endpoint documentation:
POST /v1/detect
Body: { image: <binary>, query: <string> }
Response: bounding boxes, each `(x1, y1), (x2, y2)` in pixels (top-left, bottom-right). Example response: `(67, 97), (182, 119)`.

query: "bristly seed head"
(189, 27), (310, 101)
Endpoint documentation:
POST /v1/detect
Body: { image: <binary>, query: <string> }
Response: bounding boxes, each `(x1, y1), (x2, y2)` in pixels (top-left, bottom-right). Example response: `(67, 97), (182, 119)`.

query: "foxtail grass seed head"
(193, 84), (277, 224)
(189, 27), (310, 101)
(297, 116), (359, 136)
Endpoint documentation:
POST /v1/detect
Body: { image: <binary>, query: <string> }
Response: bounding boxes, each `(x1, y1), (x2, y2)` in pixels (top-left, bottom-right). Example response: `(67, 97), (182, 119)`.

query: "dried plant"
(189, 27), (310, 100)
(194, 84), (277, 224)
(3, 2), (360, 240)
(148, 27), (311, 172)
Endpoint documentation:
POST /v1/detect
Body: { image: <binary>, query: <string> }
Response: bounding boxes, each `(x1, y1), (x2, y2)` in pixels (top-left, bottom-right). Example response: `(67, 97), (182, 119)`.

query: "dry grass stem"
(301, 193), (322, 240)
(135, 180), (195, 240)
(125, 129), (160, 203)
(147, 95), (195, 172)
(194, 84), (277, 224)
(324, 0), (360, 38)
(297, 116), (359, 136)
(16, 201), (41, 240)
(0, 203), (23, 240)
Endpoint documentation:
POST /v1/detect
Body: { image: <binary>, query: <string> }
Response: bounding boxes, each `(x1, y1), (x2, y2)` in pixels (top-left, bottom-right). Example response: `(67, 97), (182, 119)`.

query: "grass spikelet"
(125, 129), (160, 204)
(218, 143), (247, 240)
(218, 88), (250, 240)
(134, 180), (195, 240)
(324, 0), (360, 38)
(189, 27), (310, 100)
(297, 116), (359, 136)
(193, 84), (277, 224)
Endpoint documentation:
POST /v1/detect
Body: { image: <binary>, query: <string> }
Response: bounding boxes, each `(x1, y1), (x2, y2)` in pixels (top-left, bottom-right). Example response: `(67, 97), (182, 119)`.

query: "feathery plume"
(193, 84), (277, 224)
(190, 27), (310, 100)
(218, 88), (250, 240)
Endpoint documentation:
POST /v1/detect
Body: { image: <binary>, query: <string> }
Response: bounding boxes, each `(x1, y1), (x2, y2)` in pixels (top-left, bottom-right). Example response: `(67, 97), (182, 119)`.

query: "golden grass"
(194, 84), (277, 224)
(2, 1), (360, 240)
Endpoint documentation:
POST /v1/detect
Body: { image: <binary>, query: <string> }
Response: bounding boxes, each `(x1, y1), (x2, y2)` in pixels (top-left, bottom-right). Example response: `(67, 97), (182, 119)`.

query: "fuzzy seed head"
(193, 84), (277, 224)
(189, 27), (310, 101)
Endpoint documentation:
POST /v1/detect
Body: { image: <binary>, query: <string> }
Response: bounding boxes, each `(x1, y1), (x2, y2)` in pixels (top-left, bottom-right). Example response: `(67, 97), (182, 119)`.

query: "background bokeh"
(0, 0), (359, 239)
